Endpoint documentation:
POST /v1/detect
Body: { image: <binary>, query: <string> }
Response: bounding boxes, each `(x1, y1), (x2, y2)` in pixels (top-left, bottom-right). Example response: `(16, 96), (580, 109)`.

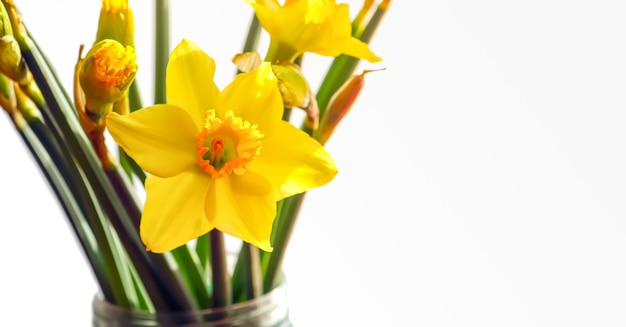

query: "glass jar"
(92, 278), (293, 327)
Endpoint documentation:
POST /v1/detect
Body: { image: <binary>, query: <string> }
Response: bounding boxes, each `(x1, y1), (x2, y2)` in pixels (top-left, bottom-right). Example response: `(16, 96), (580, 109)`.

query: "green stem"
(242, 13), (261, 53)
(210, 230), (231, 308)
(154, 0), (169, 105)
(262, 193), (306, 292)
(196, 233), (209, 273)
(231, 243), (262, 302)
(171, 246), (211, 308)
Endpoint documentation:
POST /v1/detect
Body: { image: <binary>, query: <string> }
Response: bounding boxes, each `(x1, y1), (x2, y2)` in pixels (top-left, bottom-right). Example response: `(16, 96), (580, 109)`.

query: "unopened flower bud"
(97, 0), (134, 47)
(0, 2), (14, 37)
(78, 39), (137, 118)
(271, 62), (309, 109)
(0, 73), (16, 115)
(14, 80), (42, 122)
(316, 68), (384, 145)
(0, 35), (27, 83)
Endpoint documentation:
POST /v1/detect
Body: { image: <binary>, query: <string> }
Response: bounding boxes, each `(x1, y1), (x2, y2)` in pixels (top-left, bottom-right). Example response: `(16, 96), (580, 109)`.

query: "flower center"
(94, 41), (137, 88)
(196, 110), (263, 179)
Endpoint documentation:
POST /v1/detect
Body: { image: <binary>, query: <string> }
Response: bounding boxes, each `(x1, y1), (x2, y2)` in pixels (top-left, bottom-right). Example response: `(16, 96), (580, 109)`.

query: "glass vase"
(92, 278), (293, 327)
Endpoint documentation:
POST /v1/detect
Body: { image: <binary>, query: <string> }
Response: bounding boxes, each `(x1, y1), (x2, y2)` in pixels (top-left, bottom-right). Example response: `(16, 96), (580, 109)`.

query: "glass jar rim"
(92, 277), (290, 326)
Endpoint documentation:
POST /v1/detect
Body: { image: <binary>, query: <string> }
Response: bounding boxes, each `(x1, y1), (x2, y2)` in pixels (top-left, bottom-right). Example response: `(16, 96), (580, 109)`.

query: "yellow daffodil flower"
(246, 0), (382, 63)
(106, 39), (338, 253)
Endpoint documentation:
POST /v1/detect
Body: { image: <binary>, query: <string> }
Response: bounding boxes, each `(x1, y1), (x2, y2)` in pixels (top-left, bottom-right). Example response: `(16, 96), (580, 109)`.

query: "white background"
(1, 1), (626, 326)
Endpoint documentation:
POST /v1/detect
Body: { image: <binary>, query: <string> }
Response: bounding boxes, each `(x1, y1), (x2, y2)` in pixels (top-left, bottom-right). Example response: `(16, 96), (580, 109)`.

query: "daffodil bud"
(0, 35), (27, 83)
(0, 73), (16, 115)
(96, 0), (134, 47)
(0, 1), (14, 37)
(78, 39), (137, 119)
(316, 68), (383, 145)
(14, 79), (42, 122)
(271, 62), (309, 109)
(0, 0), (27, 48)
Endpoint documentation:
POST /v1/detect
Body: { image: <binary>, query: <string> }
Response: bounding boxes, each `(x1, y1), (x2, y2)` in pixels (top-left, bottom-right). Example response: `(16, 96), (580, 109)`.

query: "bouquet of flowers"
(0, 0), (388, 325)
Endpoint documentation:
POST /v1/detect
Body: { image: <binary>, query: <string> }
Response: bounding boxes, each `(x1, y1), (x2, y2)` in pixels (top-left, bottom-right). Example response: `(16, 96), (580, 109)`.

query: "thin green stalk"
(210, 230), (231, 308)
(242, 13), (261, 53)
(171, 246), (211, 308)
(231, 243), (262, 302)
(196, 234), (209, 272)
(262, 192), (306, 292)
(154, 0), (169, 105)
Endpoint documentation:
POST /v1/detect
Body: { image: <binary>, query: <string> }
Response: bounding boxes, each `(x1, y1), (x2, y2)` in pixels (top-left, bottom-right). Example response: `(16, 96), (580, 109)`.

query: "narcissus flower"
(106, 39), (338, 253)
(246, 0), (382, 63)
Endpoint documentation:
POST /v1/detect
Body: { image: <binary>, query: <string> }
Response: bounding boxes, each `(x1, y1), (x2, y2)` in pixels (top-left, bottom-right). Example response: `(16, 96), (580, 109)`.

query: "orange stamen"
(196, 110), (263, 179)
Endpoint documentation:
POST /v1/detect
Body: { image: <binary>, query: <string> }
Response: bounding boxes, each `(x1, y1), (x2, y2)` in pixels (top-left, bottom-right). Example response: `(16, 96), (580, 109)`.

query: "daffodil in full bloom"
(246, 0), (382, 63)
(106, 39), (338, 253)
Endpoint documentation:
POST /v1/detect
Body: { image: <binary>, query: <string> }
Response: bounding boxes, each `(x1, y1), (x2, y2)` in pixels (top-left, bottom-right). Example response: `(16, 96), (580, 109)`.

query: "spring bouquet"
(0, 0), (388, 325)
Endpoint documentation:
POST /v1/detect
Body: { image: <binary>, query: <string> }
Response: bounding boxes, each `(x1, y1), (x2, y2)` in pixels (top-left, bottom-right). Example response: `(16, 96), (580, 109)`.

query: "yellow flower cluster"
(82, 0), (382, 253)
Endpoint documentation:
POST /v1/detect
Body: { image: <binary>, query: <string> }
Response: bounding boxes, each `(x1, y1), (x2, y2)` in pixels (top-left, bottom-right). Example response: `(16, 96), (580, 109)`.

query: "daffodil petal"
(106, 105), (197, 177)
(338, 37), (382, 63)
(247, 0), (381, 62)
(219, 62), (282, 133)
(206, 173), (275, 252)
(251, 121), (338, 199)
(167, 39), (220, 129)
(245, 1), (281, 36)
(141, 171), (214, 253)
